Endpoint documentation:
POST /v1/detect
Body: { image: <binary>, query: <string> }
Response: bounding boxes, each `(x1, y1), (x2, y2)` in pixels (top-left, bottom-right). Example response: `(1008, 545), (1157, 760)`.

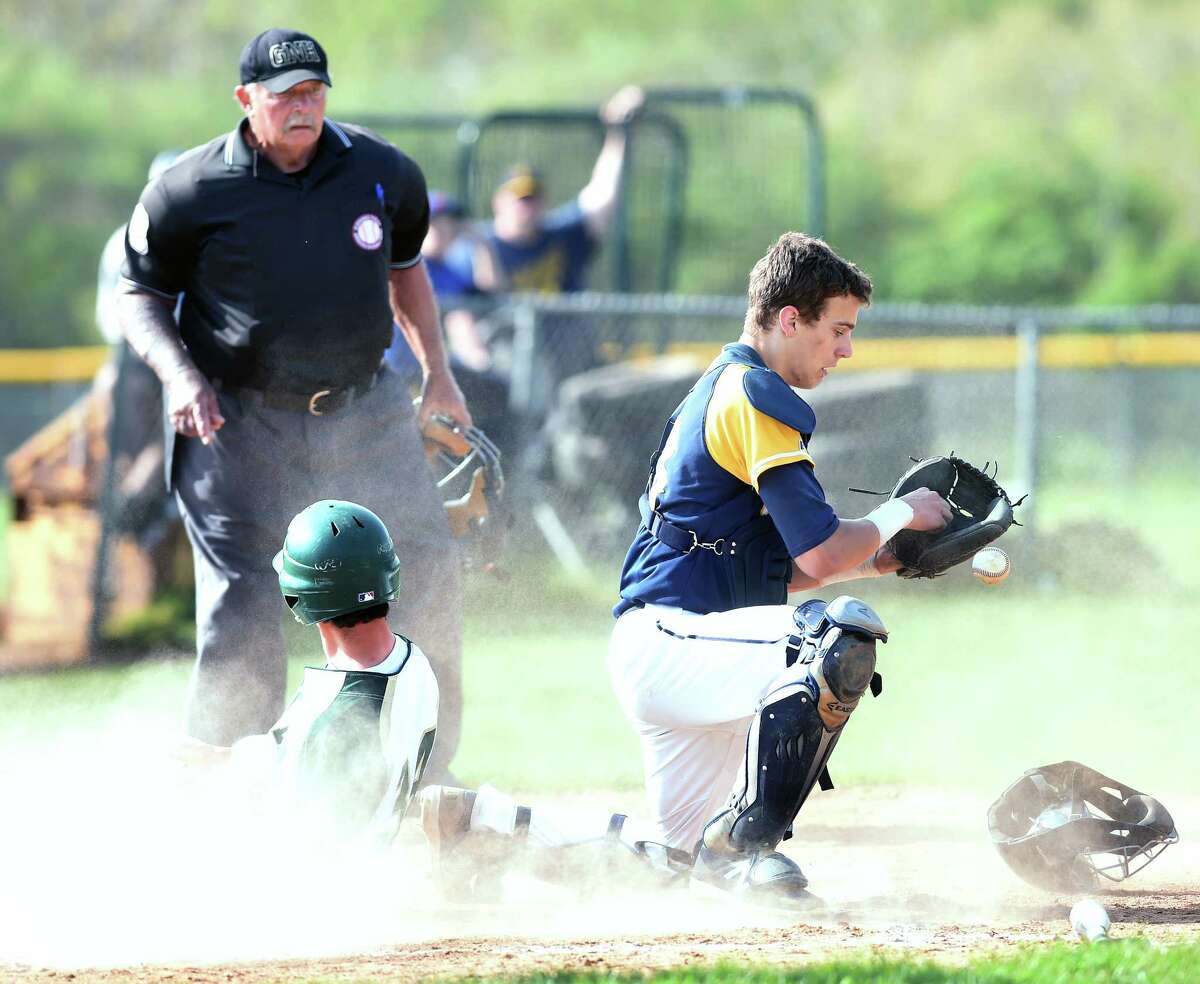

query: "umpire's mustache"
(285, 116), (317, 130)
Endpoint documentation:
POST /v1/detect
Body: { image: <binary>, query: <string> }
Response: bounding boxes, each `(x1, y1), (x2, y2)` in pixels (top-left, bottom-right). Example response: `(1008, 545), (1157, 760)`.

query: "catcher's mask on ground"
(421, 414), (504, 568)
(987, 760), (1178, 892)
(273, 499), (401, 625)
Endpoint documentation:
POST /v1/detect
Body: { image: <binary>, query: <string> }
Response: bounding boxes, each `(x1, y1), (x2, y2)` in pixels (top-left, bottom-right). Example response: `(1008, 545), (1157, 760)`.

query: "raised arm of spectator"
(578, 85), (645, 239)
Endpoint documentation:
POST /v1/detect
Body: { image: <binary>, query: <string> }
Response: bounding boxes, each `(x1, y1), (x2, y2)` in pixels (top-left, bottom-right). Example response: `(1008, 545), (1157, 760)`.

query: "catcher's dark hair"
(328, 602), (389, 629)
(746, 232), (872, 332)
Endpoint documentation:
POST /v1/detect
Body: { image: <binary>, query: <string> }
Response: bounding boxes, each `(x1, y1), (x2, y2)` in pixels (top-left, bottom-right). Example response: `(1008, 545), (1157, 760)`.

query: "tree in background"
(1, 0), (1198, 345)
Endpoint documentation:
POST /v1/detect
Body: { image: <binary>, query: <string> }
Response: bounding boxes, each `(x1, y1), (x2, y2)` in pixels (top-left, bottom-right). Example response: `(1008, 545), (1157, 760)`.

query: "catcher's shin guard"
(704, 596), (887, 856)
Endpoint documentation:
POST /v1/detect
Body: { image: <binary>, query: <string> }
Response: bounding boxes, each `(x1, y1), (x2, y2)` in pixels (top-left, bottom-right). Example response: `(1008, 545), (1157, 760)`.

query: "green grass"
(446, 463), (1200, 793)
(4, 572), (1190, 797)
(101, 588), (196, 651)
(449, 575), (1200, 796)
(292, 940), (1200, 984)
(1034, 459), (1200, 595)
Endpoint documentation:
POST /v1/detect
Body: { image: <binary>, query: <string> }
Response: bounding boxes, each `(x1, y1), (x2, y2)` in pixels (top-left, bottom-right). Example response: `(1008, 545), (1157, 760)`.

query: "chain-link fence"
(355, 114), (471, 197)
(640, 89), (824, 293)
(481, 294), (1200, 562)
(351, 87), (824, 295)
(4, 298), (1198, 664)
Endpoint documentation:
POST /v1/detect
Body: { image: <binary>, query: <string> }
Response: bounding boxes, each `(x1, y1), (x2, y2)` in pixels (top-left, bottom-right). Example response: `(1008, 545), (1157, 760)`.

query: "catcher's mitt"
(885, 454), (1018, 578)
(421, 414), (504, 567)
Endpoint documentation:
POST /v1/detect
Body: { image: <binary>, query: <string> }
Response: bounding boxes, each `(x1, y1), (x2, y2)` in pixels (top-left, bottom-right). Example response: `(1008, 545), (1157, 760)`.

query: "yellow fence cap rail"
(3, 332), (1200, 384)
(0, 346), (109, 383)
(647, 333), (1200, 373)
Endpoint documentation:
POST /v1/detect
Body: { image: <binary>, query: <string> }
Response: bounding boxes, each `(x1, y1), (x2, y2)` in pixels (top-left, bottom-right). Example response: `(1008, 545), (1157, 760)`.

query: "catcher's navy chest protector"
(617, 345), (814, 615)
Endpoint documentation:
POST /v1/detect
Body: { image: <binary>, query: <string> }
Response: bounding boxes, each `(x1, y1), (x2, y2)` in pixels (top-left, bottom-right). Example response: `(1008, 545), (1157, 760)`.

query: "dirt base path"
(6, 786), (1197, 983)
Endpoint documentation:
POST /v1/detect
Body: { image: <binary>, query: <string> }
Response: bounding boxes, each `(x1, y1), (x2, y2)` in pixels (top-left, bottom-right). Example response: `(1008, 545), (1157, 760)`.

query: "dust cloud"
(2, 715), (1196, 976)
(0, 716), (752, 971)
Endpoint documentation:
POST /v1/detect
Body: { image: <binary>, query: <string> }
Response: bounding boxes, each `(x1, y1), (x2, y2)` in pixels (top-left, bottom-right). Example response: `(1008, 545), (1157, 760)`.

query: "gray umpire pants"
(174, 370), (463, 777)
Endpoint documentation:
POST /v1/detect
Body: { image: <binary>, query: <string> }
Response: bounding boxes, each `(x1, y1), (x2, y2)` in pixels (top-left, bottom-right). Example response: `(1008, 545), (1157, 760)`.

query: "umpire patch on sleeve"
(127, 203), (150, 255)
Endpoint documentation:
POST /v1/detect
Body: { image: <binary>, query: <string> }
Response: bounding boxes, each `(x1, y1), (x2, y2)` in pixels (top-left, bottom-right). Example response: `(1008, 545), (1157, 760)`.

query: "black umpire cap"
(239, 29), (332, 93)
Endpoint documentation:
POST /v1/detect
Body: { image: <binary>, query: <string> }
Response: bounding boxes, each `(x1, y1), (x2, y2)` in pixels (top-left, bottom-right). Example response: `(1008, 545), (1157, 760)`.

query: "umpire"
(116, 28), (469, 778)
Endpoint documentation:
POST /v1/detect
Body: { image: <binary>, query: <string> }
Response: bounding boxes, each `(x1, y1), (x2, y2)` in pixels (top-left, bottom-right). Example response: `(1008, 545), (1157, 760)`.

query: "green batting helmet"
(273, 500), (401, 625)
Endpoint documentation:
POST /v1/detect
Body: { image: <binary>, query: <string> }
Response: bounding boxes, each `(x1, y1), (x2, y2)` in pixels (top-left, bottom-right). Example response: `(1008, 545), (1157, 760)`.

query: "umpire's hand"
(166, 367), (225, 444)
(417, 367), (473, 430)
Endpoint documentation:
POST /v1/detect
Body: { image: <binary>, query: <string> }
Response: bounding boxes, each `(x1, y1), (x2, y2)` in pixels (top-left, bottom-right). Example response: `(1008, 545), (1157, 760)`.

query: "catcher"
(610, 232), (1016, 907)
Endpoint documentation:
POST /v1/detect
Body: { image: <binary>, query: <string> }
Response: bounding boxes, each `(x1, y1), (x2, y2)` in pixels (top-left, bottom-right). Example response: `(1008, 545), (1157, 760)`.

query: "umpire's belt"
(221, 371), (380, 416)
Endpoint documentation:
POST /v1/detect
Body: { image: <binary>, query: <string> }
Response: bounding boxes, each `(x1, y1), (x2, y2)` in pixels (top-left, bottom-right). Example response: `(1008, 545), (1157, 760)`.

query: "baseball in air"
(1069, 898), (1111, 943)
(971, 546), (1010, 585)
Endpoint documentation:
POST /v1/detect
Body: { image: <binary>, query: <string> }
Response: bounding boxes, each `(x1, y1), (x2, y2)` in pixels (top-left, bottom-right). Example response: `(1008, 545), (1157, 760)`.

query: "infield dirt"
(4, 785), (1197, 983)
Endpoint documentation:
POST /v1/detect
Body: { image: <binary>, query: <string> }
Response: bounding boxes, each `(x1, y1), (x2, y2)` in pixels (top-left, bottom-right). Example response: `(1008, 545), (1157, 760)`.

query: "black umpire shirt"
(120, 119), (429, 390)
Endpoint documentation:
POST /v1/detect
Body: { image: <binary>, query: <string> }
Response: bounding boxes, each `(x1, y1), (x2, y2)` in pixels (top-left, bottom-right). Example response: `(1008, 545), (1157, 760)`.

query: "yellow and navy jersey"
(616, 343), (838, 616)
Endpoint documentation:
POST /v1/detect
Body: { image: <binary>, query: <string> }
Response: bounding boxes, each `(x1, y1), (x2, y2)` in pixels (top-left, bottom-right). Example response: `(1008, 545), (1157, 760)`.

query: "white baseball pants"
(607, 603), (803, 852)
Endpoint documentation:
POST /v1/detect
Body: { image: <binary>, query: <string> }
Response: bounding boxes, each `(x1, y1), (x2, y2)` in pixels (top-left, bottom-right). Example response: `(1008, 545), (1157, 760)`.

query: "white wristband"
(865, 498), (914, 544)
(818, 554), (881, 587)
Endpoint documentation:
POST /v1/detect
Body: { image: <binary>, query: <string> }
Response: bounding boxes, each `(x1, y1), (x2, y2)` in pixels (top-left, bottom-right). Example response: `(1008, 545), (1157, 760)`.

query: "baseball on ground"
(1070, 898), (1111, 942)
(971, 546), (1010, 584)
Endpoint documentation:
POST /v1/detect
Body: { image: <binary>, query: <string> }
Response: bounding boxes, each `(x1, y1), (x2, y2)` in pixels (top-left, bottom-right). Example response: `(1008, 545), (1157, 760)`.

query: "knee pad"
(795, 595), (886, 730)
(707, 596), (887, 856)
